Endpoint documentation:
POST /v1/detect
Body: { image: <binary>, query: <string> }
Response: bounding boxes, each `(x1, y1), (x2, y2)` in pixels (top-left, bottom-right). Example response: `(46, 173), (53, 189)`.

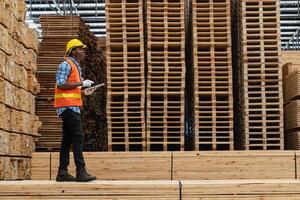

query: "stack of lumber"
(36, 16), (107, 151)
(192, 0), (234, 150)
(0, 0), (40, 180)
(31, 151), (297, 181)
(146, 0), (185, 151)
(282, 52), (300, 149)
(0, 181), (180, 199)
(2, 180), (300, 199)
(106, 1), (146, 151)
(234, 0), (284, 150)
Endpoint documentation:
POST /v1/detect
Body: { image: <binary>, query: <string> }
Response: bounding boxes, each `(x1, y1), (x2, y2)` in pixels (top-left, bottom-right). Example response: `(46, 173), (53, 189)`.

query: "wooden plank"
(294, 151), (300, 179)
(31, 152), (51, 180)
(173, 151), (295, 180)
(182, 180), (300, 199)
(0, 180), (179, 199)
(49, 152), (172, 180)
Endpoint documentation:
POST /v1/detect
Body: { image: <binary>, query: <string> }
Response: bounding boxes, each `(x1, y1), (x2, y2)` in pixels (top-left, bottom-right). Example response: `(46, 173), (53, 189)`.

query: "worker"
(54, 39), (97, 182)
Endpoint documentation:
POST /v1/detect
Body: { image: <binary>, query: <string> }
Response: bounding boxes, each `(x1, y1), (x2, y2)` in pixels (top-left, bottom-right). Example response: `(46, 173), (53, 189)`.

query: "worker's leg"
(62, 109), (96, 181)
(61, 109), (86, 169)
(59, 112), (72, 171)
(56, 108), (76, 181)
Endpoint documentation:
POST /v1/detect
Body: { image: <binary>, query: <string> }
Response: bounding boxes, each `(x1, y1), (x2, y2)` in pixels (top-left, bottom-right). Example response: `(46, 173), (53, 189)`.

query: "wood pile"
(283, 62), (300, 149)
(0, 180), (179, 199)
(234, 0), (284, 150)
(106, 1), (146, 151)
(192, 0), (234, 150)
(106, 0), (185, 151)
(2, 179), (300, 199)
(146, 0), (185, 151)
(0, 0), (40, 180)
(32, 151), (297, 180)
(36, 15), (107, 151)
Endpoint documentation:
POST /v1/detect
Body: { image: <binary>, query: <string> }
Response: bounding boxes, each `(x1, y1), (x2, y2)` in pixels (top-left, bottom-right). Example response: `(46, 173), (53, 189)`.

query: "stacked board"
(282, 55), (300, 149)
(0, 0), (40, 180)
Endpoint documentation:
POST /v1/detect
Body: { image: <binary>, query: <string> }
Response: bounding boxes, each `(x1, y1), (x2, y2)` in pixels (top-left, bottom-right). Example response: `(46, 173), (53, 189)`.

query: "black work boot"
(76, 167), (97, 182)
(56, 169), (76, 182)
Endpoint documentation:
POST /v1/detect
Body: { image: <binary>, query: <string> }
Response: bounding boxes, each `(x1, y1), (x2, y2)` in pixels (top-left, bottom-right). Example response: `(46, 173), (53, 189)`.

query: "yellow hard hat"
(66, 39), (87, 54)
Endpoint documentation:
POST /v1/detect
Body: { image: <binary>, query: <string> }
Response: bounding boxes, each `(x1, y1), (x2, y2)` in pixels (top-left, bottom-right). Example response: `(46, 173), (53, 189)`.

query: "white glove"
(82, 79), (94, 87)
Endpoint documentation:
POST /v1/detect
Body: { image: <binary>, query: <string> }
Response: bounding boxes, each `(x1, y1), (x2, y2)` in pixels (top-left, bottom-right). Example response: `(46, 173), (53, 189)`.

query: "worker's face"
(72, 46), (85, 62)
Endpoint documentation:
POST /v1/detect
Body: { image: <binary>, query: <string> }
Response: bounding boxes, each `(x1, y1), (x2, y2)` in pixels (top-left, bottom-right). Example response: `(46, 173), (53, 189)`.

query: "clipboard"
(88, 83), (105, 90)
(84, 83), (105, 93)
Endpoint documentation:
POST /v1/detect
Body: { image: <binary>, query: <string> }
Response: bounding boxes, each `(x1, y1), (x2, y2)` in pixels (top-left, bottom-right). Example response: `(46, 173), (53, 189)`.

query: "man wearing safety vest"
(54, 39), (97, 182)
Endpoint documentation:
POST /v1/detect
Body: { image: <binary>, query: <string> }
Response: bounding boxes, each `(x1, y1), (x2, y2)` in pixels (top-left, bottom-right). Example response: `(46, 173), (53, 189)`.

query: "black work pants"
(59, 108), (85, 171)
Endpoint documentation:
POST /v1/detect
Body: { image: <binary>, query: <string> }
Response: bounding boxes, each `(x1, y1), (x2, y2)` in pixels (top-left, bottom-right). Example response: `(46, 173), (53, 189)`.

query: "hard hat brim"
(66, 44), (87, 55)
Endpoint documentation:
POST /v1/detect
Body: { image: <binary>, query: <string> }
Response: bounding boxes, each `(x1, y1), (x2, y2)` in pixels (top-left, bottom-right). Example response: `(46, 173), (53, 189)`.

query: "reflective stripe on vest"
(54, 57), (83, 108)
(55, 93), (81, 99)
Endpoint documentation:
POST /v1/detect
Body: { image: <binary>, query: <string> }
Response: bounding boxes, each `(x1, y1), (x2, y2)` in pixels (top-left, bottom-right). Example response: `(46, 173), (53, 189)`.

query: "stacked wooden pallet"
(235, 0), (284, 150)
(0, 0), (40, 180)
(36, 16), (107, 151)
(146, 0), (185, 151)
(192, 0), (234, 150)
(106, 0), (146, 151)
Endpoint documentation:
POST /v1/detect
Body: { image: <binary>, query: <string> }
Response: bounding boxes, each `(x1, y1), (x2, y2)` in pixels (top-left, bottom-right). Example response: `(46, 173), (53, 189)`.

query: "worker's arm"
(57, 81), (82, 90)
(56, 61), (93, 90)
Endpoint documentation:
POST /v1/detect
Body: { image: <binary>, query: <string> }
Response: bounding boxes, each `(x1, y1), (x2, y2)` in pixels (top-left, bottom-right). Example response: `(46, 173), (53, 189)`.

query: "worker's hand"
(83, 87), (97, 96)
(82, 79), (94, 87)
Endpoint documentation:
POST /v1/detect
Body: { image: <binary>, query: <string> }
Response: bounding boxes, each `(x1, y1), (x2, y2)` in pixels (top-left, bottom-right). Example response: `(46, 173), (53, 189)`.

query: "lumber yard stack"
(105, 0), (286, 151)
(106, 0), (146, 151)
(282, 52), (300, 149)
(146, 0), (185, 151)
(36, 15), (107, 152)
(234, 0), (284, 150)
(106, 0), (185, 151)
(191, 0), (234, 151)
(0, 0), (40, 180)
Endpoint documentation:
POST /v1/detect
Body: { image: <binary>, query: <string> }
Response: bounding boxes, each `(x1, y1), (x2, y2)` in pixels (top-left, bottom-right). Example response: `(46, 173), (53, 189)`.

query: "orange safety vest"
(54, 57), (82, 108)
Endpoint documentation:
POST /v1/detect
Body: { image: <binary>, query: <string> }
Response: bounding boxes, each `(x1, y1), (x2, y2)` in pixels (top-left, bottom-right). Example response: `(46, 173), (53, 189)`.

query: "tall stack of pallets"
(106, 1), (146, 151)
(36, 16), (107, 151)
(0, 0), (40, 180)
(192, 0), (234, 150)
(146, 0), (185, 151)
(235, 0), (284, 150)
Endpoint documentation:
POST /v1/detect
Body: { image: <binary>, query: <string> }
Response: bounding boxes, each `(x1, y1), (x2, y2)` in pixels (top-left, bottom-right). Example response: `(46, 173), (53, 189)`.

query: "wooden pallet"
(146, 0), (185, 151)
(192, 0), (234, 151)
(235, 0), (283, 150)
(106, 1), (146, 151)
